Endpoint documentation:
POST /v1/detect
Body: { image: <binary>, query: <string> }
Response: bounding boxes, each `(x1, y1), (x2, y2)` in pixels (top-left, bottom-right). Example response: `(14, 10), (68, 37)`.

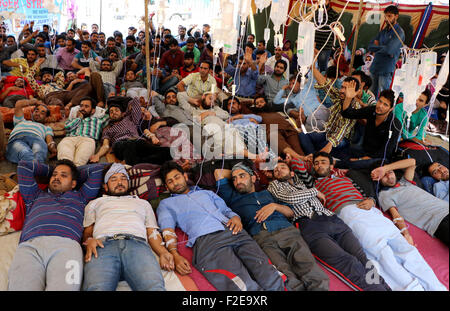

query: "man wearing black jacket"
(338, 83), (401, 169)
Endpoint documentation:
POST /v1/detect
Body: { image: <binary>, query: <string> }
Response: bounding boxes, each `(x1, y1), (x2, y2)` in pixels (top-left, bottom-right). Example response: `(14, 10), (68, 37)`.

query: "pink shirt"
(56, 47), (80, 71)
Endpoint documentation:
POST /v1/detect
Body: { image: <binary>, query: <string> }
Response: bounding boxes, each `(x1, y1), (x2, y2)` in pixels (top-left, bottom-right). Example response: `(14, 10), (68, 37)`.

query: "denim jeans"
(298, 132), (349, 158)
(371, 72), (393, 99)
(334, 144), (384, 170)
(82, 238), (165, 291)
(6, 135), (48, 164)
(159, 76), (179, 95)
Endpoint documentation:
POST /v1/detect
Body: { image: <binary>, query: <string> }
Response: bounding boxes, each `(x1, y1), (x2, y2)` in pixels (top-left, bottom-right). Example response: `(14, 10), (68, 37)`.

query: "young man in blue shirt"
(157, 161), (285, 291)
(368, 5), (405, 98)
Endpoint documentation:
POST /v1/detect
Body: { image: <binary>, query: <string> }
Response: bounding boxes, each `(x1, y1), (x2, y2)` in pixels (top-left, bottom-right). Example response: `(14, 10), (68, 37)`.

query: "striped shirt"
(268, 174), (333, 220)
(315, 80), (360, 147)
(314, 7), (339, 51)
(65, 115), (110, 140)
(9, 115), (54, 142)
(83, 195), (158, 241)
(17, 161), (104, 243)
(101, 97), (142, 146)
(290, 158), (368, 214)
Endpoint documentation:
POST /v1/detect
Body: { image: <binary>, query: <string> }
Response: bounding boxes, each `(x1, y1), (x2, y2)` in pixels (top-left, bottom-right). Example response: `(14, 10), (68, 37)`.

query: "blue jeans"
(298, 132), (349, 158)
(317, 49), (332, 73)
(82, 238), (165, 291)
(6, 135), (48, 164)
(159, 76), (179, 95)
(371, 72), (393, 99)
(335, 144), (383, 170)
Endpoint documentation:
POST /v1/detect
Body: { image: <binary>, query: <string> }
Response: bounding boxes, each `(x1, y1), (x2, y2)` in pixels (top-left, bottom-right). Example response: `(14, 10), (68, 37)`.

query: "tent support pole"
(145, 0), (151, 94)
(349, 0), (364, 72)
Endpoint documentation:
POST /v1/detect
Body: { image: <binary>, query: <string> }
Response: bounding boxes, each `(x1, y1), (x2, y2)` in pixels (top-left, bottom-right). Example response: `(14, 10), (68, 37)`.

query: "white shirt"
(83, 195), (158, 241)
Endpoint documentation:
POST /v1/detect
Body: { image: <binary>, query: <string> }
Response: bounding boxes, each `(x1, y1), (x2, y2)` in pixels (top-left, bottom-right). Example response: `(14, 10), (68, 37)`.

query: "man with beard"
(153, 89), (194, 126)
(181, 37), (201, 65)
(179, 52), (199, 79)
(89, 58), (123, 98)
(25, 60), (106, 109)
(156, 161), (285, 291)
(300, 62), (362, 160)
(289, 152), (446, 291)
(374, 158), (449, 246)
(58, 97), (109, 166)
(81, 163), (170, 291)
(160, 38), (184, 73)
(256, 59), (289, 104)
(223, 52), (259, 103)
(56, 38), (80, 72)
(36, 43), (61, 71)
(339, 84), (401, 169)
(2, 47), (41, 77)
(178, 91), (250, 159)
(242, 94), (306, 160)
(99, 37), (123, 60)
(268, 159), (392, 291)
(177, 61), (216, 99)
(5, 98), (56, 164)
(261, 47), (290, 80)
(121, 36), (140, 59)
(368, 5), (405, 98)
(214, 163), (330, 291)
(8, 159), (104, 290)
(90, 96), (172, 165)
(425, 162), (449, 201)
(0, 77), (34, 108)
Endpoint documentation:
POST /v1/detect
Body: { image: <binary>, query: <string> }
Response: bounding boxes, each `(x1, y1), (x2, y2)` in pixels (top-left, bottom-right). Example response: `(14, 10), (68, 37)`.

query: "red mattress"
(175, 219), (449, 291)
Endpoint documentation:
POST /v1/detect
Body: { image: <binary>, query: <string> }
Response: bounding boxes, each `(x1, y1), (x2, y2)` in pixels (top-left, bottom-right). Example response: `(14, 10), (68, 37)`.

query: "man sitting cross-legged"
(81, 163), (171, 291)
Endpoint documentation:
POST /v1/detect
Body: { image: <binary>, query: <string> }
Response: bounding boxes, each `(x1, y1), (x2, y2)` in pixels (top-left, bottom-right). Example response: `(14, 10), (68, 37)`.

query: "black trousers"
(295, 213), (391, 291)
(434, 214), (449, 246)
(112, 139), (173, 166)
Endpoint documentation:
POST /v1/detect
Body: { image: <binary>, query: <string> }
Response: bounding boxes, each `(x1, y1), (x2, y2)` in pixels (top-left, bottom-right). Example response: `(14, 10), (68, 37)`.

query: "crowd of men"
(0, 2), (449, 291)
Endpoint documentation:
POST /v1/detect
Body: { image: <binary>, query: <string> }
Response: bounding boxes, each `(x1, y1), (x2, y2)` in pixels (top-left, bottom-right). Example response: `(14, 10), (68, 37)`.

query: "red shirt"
(179, 65), (199, 79)
(159, 49), (185, 72)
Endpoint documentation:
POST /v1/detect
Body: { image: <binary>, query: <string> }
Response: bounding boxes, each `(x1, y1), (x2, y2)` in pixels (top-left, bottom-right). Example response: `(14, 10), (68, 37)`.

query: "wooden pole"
(145, 0), (152, 94)
(349, 0), (364, 72)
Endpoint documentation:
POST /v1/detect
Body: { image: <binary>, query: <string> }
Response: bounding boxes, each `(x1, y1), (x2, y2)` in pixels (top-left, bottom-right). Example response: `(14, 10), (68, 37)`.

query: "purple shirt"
(56, 47), (80, 71)
(102, 97), (142, 146)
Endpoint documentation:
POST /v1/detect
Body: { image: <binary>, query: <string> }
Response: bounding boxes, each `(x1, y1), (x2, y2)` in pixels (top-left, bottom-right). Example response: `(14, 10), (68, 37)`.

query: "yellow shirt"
(8, 58), (40, 77)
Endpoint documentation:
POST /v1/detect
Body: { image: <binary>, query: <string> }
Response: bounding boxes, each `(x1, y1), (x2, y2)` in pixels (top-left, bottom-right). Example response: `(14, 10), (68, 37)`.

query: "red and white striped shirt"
(290, 158), (366, 213)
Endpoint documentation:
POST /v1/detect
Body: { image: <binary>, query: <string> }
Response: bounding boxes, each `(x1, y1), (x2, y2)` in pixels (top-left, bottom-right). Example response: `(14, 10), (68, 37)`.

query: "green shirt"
(181, 46), (201, 64)
(394, 102), (428, 141)
(65, 115), (110, 141)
